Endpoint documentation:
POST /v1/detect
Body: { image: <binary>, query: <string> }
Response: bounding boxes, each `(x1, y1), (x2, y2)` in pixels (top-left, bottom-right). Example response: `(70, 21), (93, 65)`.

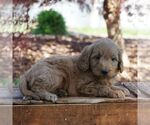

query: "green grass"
(0, 78), (20, 86)
(13, 78), (20, 86)
(122, 28), (150, 38)
(0, 24), (30, 33)
(71, 27), (107, 36)
(0, 78), (12, 86)
(71, 27), (150, 38)
(1, 24), (150, 38)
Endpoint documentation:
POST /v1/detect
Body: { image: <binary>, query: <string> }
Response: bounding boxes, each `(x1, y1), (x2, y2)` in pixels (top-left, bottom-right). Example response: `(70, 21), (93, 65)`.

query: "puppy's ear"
(78, 45), (93, 71)
(118, 48), (123, 73)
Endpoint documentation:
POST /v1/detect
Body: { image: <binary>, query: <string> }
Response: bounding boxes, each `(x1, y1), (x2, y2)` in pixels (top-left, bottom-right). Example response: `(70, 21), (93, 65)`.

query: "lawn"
(1, 23), (150, 39)
(70, 27), (150, 39)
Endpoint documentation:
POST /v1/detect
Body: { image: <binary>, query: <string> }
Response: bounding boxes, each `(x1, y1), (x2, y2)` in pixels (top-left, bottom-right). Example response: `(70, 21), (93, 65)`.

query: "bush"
(32, 10), (67, 35)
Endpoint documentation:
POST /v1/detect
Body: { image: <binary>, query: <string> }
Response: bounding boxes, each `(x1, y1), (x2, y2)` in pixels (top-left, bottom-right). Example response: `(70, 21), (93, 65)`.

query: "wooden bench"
(1, 83), (150, 125)
(13, 98), (137, 125)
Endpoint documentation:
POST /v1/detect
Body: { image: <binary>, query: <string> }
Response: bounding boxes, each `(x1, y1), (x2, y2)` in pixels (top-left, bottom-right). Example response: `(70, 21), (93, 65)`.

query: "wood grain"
(13, 102), (137, 125)
(0, 105), (12, 125)
(12, 97), (137, 105)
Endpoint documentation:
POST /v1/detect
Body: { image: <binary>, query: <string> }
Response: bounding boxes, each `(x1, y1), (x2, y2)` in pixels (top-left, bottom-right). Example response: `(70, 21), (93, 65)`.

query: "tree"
(13, 0), (130, 65)
(13, 0), (38, 30)
(103, 0), (123, 48)
(73, 0), (130, 66)
(103, 0), (130, 66)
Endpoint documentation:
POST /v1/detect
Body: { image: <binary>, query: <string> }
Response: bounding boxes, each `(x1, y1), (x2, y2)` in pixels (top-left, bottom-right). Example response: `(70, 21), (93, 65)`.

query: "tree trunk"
(25, 3), (30, 30)
(103, 0), (130, 66)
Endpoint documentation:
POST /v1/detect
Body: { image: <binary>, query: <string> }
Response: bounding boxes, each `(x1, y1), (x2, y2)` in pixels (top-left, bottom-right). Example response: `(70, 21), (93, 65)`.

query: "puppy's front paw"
(110, 90), (126, 98)
(45, 94), (58, 103)
(50, 94), (58, 103)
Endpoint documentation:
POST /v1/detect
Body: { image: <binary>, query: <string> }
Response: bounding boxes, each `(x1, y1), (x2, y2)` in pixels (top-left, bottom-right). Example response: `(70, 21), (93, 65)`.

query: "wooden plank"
(13, 102), (137, 125)
(12, 97), (137, 105)
(0, 105), (12, 125)
(122, 82), (150, 98)
(119, 82), (138, 97)
(56, 97), (137, 104)
(138, 102), (150, 125)
(13, 105), (22, 125)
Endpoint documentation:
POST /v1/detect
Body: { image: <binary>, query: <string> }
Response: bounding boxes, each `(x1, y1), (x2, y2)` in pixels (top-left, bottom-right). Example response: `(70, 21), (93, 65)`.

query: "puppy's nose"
(101, 70), (108, 75)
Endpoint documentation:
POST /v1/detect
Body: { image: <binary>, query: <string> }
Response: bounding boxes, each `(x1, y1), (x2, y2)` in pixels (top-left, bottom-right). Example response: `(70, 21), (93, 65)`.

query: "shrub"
(32, 10), (67, 35)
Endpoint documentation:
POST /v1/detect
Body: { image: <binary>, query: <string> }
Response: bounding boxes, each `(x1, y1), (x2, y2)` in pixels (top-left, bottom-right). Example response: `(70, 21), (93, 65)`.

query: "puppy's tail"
(19, 75), (40, 100)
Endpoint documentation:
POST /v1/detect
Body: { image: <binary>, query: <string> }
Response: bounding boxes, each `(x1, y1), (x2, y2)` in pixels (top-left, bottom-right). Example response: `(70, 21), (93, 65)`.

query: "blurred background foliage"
(32, 10), (67, 35)
(0, 0), (150, 86)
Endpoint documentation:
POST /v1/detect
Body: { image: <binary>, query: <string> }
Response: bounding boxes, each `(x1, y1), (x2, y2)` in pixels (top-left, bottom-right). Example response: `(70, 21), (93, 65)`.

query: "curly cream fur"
(20, 38), (128, 102)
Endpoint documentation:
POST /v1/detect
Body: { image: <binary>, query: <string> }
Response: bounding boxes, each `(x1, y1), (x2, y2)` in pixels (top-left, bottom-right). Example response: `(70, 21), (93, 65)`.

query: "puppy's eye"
(112, 57), (117, 61)
(95, 55), (101, 60)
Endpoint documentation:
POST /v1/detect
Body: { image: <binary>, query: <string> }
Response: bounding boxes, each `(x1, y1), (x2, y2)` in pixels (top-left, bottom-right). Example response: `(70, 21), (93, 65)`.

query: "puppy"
(20, 38), (129, 102)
